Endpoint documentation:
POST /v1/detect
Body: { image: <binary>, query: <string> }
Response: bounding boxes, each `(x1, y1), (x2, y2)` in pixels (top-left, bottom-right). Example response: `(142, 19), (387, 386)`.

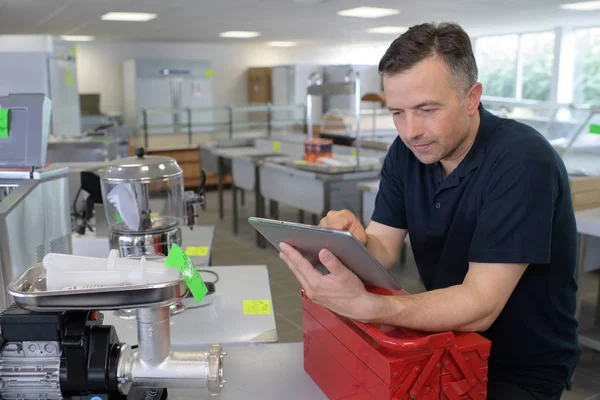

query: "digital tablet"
(248, 217), (401, 290)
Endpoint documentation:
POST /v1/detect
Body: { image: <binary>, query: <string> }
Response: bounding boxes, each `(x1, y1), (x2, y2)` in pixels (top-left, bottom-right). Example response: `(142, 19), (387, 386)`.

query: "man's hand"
(320, 209), (407, 271)
(320, 209), (367, 246)
(279, 242), (376, 321)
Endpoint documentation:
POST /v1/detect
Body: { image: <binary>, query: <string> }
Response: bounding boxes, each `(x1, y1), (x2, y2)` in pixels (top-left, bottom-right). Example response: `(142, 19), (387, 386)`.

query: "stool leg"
(232, 185), (238, 235)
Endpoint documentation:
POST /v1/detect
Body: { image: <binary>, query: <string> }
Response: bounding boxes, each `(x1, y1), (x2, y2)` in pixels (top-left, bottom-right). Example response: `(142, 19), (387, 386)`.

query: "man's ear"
(466, 82), (483, 116)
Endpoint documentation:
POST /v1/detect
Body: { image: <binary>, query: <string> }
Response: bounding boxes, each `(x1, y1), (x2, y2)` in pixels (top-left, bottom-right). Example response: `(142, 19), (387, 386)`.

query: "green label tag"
(590, 124), (600, 135)
(115, 211), (123, 223)
(164, 243), (208, 303)
(0, 109), (9, 138)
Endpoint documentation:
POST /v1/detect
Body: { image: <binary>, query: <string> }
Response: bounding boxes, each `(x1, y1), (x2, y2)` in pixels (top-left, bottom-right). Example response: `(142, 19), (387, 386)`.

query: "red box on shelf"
(302, 286), (491, 400)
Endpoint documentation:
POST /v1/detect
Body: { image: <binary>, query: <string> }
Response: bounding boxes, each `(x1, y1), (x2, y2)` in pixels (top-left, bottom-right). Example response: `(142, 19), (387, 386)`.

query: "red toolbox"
(302, 286), (491, 400)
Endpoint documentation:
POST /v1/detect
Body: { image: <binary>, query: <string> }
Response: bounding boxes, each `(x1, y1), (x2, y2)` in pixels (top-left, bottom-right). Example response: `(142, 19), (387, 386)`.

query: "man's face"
(383, 56), (474, 165)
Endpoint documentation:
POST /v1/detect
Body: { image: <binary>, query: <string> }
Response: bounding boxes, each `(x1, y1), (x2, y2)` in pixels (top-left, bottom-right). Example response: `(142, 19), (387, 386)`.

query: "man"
(278, 22), (580, 399)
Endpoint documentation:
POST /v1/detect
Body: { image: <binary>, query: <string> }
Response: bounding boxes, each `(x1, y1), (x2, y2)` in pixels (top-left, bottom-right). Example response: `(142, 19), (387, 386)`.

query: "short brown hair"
(378, 22), (478, 94)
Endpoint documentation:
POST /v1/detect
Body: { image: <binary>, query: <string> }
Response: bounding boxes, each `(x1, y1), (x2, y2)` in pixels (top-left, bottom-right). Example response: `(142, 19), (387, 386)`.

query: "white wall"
(277, 43), (390, 66)
(76, 40), (391, 115)
(76, 41), (286, 114)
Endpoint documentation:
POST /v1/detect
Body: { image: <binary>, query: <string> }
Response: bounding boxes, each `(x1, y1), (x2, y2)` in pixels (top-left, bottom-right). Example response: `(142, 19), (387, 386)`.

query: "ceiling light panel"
(60, 35), (95, 41)
(267, 41), (298, 47)
(101, 12), (157, 22)
(219, 31), (261, 38)
(337, 7), (400, 18)
(367, 26), (408, 34)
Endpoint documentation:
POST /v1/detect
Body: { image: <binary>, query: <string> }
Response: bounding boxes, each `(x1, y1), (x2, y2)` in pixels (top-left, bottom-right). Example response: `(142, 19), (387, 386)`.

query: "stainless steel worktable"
(102, 265), (277, 347)
(168, 342), (328, 399)
(260, 161), (380, 215)
(357, 179), (380, 225)
(230, 151), (296, 245)
(258, 161), (380, 247)
(207, 144), (288, 221)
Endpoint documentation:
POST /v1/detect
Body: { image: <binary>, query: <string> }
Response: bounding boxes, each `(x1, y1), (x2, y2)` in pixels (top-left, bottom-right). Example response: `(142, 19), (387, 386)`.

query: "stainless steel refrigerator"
(123, 59), (214, 135)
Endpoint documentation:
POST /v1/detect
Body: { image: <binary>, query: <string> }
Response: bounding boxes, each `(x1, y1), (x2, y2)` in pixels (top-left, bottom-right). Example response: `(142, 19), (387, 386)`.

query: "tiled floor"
(201, 187), (600, 399)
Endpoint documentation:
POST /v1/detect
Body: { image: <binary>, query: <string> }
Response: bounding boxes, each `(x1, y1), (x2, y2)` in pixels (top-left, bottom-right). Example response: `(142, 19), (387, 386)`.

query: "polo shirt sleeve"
(371, 143), (408, 229)
(469, 160), (560, 264)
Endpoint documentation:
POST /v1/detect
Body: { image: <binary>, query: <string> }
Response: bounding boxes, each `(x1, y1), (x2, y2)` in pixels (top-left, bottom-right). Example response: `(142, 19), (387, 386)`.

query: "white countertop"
(168, 342), (327, 399)
(102, 265), (277, 348)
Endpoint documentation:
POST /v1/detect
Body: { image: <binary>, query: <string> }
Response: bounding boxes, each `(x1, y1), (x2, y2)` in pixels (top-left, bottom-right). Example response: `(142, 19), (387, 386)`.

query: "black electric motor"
(0, 305), (167, 400)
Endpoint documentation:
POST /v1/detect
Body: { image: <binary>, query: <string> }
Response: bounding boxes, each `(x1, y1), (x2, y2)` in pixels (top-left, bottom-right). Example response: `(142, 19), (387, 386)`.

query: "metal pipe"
(267, 103), (272, 137)
(116, 306), (226, 396)
(136, 307), (171, 365)
(346, 68), (361, 169)
(187, 107), (193, 145)
(560, 109), (596, 155)
(372, 101), (377, 139)
(142, 109), (149, 148)
(306, 73), (323, 140)
(228, 105), (234, 139)
(129, 348), (223, 390)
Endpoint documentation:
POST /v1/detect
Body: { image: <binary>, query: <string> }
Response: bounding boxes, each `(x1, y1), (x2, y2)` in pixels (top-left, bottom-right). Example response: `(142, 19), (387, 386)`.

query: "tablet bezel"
(248, 217), (401, 290)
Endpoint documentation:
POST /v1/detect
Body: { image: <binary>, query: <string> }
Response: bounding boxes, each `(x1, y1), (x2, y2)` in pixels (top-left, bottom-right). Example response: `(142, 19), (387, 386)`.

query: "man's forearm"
(366, 233), (398, 271)
(363, 284), (495, 332)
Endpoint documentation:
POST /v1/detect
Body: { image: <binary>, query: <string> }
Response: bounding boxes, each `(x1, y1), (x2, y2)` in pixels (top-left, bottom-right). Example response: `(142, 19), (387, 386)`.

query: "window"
(476, 35), (518, 98)
(521, 32), (555, 101)
(476, 32), (555, 101)
(573, 28), (600, 105)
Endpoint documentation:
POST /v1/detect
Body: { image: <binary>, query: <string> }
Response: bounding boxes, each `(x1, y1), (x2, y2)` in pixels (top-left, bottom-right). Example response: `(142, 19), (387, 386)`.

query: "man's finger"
(318, 249), (346, 275)
(280, 242), (325, 283)
(323, 210), (354, 230)
(279, 251), (311, 290)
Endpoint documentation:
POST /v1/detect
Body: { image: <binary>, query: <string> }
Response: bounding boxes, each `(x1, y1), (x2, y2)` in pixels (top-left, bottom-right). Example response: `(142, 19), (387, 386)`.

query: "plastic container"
(43, 250), (181, 291)
(101, 149), (186, 234)
(304, 139), (333, 163)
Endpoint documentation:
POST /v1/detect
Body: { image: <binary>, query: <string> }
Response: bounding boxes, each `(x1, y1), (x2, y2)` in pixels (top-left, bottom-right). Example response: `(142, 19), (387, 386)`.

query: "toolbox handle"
(350, 320), (455, 351)
(353, 285), (455, 351)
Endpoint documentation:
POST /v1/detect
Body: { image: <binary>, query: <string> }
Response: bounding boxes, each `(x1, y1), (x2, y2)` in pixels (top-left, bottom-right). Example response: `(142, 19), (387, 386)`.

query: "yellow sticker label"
(351, 149), (357, 157)
(72, 45), (77, 58)
(66, 69), (73, 85)
(243, 300), (272, 315)
(185, 246), (209, 257)
(205, 69), (213, 78)
(150, 212), (159, 217)
(273, 141), (281, 151)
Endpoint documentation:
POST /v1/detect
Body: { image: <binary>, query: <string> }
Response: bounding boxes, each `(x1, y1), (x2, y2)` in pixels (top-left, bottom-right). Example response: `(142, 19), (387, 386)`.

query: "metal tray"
(7, 264), (188, 312)
(284, 160), (380, 174)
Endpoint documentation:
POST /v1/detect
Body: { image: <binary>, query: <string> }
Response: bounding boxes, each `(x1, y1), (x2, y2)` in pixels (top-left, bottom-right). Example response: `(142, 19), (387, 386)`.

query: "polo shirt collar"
(456, 103), (499, 178)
